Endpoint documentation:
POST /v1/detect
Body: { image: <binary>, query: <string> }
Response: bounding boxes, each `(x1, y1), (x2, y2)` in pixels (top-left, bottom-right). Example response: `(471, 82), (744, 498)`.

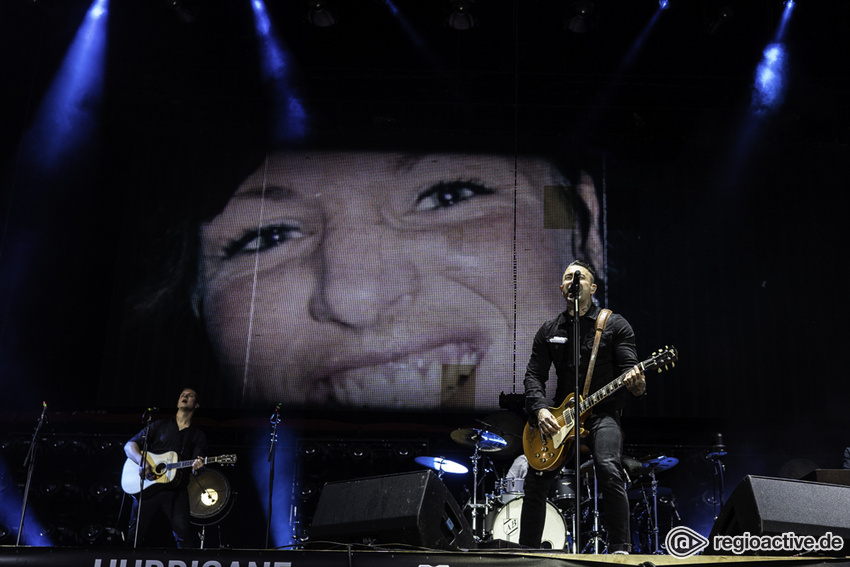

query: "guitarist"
(123, 387), (208, 548)
(520, 261), (645, 554)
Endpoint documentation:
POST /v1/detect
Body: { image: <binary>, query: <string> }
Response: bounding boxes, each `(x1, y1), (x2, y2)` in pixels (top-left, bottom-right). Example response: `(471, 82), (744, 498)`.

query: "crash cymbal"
(414, 456), (469, 475)
(640, 454), (679, 472)
(450, 428), (507, 452)
(476, 411), (524, 457)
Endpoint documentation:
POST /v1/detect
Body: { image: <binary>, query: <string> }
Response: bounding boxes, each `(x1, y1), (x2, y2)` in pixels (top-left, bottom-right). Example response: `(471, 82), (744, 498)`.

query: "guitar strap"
(582, 308), (612, 396)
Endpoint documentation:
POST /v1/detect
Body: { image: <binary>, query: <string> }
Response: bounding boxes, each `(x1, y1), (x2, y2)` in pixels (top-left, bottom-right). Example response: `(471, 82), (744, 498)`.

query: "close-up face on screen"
(195, 150), (602, 411)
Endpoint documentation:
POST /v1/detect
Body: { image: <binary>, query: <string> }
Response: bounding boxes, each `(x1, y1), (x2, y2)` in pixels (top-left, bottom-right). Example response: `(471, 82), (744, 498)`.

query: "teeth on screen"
(328, 345), (479, 408)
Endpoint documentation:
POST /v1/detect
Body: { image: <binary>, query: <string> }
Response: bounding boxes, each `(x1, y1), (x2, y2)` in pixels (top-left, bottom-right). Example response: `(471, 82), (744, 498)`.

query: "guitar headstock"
(647, 345), (678, 373)
(215, 454), (238, 465)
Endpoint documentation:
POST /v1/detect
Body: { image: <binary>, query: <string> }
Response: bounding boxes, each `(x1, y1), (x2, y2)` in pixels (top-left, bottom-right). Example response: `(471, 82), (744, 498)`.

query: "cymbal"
(476, 410), (525, 457)
(450, 428), (507, 452)
(640, 454), (679, 472)
(414, 456), (469, 475)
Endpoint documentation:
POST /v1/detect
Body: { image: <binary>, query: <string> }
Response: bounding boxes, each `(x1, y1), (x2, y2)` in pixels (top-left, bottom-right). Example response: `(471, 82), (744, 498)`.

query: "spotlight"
(707, 4), (735, 36)
(306, 0), (337, 27)
(567, 0), (594, 34)
(163, 0), (200, 23)
(79, 523), (103, 544)
(447, 0), (476, 31)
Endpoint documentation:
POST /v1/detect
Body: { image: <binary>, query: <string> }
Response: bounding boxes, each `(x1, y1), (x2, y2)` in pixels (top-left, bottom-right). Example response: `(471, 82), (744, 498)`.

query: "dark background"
(2, 0), (849, 549)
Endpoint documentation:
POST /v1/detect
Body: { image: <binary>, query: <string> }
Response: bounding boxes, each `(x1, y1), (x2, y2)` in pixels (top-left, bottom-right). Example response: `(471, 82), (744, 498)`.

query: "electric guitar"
(121, 451), (237, 495)
(523, 346), (677, 471)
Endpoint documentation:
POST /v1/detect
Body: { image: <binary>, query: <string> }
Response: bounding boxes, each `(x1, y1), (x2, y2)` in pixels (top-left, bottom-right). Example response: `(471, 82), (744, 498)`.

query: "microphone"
(567, 270), (582, 296)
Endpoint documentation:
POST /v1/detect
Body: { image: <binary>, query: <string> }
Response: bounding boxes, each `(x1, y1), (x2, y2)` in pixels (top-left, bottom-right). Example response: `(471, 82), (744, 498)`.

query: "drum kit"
(414, 419), (682, 554)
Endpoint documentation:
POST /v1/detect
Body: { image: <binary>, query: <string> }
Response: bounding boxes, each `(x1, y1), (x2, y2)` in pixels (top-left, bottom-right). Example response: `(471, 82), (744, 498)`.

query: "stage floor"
(1, 547), (849, 567)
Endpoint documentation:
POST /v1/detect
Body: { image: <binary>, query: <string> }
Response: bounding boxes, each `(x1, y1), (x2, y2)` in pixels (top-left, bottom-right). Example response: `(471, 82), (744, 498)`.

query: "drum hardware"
(635, 454), (678, 554)
(450, 428), (508, 452)
(414, 456), (469, 478)
(451, 428), (506, 541)
(579, 459), (605, 554)
(630, 488), (680, 554)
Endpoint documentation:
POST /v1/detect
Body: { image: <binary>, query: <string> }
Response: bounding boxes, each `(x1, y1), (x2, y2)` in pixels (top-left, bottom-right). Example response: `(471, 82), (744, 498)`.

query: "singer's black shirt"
(524, 303), (639, 418)
(128, 417), (208, 489)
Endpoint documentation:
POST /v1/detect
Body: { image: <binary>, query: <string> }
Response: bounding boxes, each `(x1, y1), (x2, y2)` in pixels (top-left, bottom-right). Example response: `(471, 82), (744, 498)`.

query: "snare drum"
(490, 497), (567, 550)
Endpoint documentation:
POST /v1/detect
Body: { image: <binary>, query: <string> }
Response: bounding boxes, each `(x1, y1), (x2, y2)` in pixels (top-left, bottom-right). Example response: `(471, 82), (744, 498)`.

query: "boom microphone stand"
(17, 402), (48, 546)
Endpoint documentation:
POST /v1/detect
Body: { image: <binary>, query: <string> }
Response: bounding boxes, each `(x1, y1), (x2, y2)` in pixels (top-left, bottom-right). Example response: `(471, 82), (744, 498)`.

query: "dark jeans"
(127, 488), (198, 548)
(519, 411), (631, 552)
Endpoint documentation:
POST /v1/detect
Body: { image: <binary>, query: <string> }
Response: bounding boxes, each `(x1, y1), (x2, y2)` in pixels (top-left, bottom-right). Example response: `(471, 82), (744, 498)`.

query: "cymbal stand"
(467, 441), (487, 541)
(647, 466), (661, 554)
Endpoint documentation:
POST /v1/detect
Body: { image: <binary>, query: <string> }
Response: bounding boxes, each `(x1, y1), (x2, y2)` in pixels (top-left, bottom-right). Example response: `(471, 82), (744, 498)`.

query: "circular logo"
(665, 525), (710, 558)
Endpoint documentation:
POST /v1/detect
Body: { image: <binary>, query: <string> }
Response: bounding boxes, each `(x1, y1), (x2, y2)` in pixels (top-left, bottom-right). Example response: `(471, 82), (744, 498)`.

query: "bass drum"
(490, 497), (567, 550)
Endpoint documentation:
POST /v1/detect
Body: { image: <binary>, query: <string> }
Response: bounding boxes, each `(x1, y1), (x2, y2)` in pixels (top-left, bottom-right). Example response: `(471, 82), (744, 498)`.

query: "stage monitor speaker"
(706, 475), (850, 555)
(310, 470), (476, 551)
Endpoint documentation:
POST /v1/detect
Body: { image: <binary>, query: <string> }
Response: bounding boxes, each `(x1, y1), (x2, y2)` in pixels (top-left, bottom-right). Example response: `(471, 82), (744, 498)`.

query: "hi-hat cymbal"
(640, 454), (679, 472)
(414, 456), (469, 475)
(450, 428), (507, 452)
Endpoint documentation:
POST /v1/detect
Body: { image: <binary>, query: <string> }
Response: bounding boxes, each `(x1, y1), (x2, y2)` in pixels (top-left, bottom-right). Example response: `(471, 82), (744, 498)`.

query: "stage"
(1, 547), (850, 567)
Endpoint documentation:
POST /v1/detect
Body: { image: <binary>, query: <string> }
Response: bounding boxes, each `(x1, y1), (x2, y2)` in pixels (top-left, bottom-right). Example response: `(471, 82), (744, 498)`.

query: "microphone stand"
(16, 402), (48, 546)
(265, 404), (281, 549)
(133, 409), (155, 549)
(571, 292), (582, 554)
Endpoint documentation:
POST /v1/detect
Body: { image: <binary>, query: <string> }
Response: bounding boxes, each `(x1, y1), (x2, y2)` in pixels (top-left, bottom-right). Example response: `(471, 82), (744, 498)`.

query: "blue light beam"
(751, 43), (787, 113)
(251, 428), (296, 548)
(249, 0), (309, 144)
(0, 453), (52, 546)
(750, 1), (794, 114)
(20, 0), (109, 172)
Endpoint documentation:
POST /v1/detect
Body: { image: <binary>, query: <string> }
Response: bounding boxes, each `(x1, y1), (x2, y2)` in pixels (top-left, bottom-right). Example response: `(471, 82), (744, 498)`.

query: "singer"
(520, 261), (645, 553)
(123, 388), (208, 548)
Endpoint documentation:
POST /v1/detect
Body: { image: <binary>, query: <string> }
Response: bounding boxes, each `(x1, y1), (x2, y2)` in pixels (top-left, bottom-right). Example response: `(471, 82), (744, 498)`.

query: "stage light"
(79, 522), (103, 544)
(447, 0), (476, 31)
(659, 0), (670, 10)
(165, 0), (198, 24)
(567, 0), (594, 34)
(306, 0), (337, 27)
(707, 4), (734, 36)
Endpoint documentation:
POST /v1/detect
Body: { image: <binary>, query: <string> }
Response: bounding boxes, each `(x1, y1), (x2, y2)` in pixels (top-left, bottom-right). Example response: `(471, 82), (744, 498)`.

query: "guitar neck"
(165, 456), (213, 471)
(580, 359), (649, 413)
